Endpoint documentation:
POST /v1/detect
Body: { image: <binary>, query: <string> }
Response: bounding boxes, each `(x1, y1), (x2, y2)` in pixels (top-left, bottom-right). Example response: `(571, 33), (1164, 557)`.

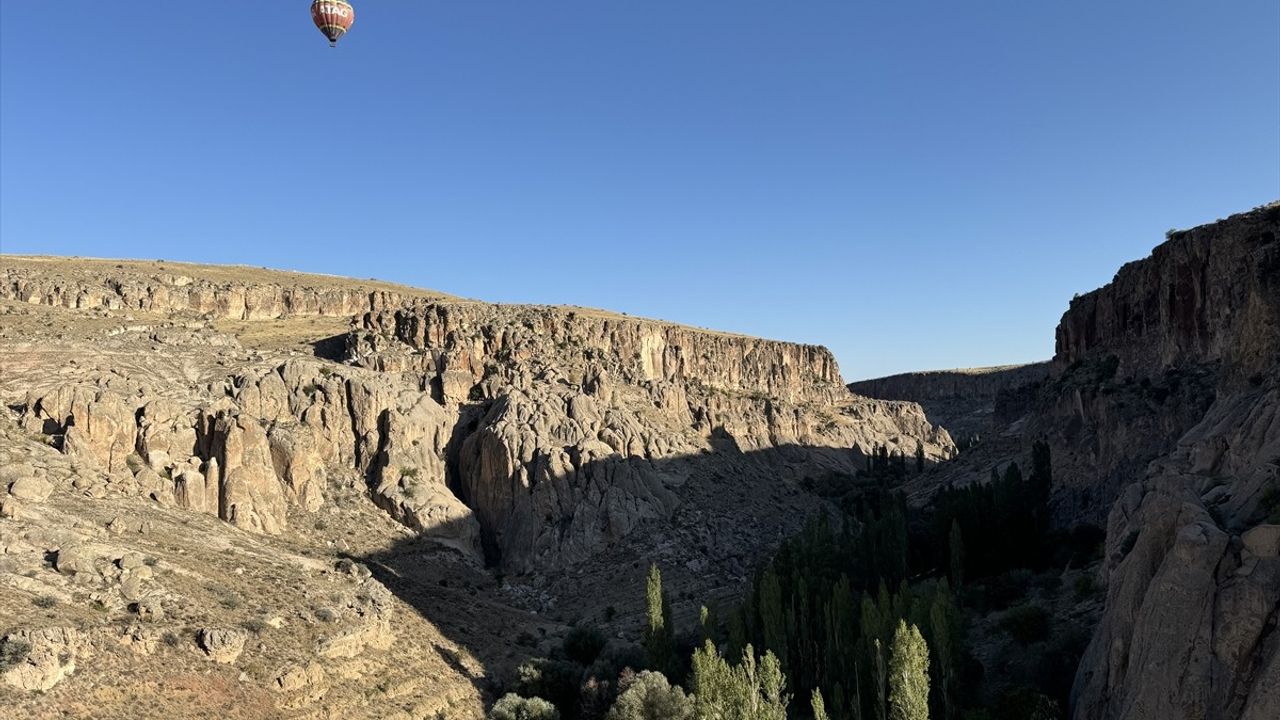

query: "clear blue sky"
(2, 2), (1277, 380)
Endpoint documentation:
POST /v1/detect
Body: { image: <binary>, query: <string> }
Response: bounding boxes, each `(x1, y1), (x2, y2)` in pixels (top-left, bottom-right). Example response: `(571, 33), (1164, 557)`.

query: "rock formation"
(0, 252), (953, 716)
(1063, 203), (1280, 720)
(849, 363), (1051, 442)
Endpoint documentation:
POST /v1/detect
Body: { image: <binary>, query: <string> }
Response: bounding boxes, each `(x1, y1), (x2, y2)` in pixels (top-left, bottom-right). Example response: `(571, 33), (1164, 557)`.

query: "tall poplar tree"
(644, 564), (674, 676)
(888, 621), (930, 720)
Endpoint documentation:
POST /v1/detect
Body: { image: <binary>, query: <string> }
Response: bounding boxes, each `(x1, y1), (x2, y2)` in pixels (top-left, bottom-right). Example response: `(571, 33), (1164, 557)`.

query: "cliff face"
(0, 257), (953, 583)
(1056, 202), (1280, 380)
(1, 256), (444, 321)
(347, 299), (952, 571)
(848, 363), (1051, 441)
(1061, 203), (1280, 720)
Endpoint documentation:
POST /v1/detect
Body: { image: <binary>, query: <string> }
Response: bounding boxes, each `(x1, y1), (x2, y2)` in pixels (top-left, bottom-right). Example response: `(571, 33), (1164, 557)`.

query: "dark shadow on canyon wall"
(353, 440), (944, 710)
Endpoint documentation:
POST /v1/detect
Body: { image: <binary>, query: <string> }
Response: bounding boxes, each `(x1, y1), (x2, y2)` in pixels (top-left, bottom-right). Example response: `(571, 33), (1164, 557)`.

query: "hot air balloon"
(311, 0), (355, 47)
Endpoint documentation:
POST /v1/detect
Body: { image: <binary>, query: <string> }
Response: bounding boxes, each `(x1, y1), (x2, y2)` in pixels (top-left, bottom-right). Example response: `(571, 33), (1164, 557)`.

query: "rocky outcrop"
(17, 360), (480, 547)
(197, 627), (247, 664)
(849, 363), (1051, 441)
(1056, 202), (1279, 380)
(5, 258), (953, 577)
(1065, 203), (1280, 720)
(1, 627), (86, 692)
(1071, 386), (1280, 720)
(348, 299), (953, 570)
(351, 300), (849, 404)
(0, 256), (439, 321)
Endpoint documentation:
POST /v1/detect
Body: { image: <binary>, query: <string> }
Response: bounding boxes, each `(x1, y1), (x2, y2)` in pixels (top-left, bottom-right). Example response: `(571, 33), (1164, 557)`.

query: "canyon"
(0, 201), (1276, 719)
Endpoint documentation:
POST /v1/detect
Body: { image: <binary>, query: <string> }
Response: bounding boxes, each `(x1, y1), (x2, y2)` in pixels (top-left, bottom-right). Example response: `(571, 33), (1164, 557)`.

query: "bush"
(0, 638), (32, 673)
(515, 657), (583, 716)
(1073, 574), (1100, 601)
(585, 643), (647, 685)
(33, 595), (58, 609)
(605, 670), (694, 720)
(489, 693), (560, 720)
(999, 604), (1050, 645)
(563, 626), (607, 667)
(994, 686), (1061, 720)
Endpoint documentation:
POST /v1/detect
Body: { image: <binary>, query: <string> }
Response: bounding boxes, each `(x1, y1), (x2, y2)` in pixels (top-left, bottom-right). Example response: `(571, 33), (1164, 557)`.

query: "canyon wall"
(1064, 202), (1280, 720)
(347, 299), (953, 571)
(849, 363), (1051, 441)
(2, 257), (953, 580)
(1056, 203), (1280, 380)
(1, 256), (439, 321)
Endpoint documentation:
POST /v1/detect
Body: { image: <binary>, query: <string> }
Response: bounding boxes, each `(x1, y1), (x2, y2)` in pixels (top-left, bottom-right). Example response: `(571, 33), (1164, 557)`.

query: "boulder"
(8, 475), (53, 502)
(197, 627), (247, 664)
(1242, 524), (1280, 559)
(1, 627), (84, 692)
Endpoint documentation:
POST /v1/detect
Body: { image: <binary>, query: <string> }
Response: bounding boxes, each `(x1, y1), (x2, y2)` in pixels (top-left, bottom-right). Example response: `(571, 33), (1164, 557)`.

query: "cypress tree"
(915, 441), (925, 474)
(759, 568), (788, 668)
(929, 586), (955, 720)
(948, 521), (964, 592)
(812, 688), (830, 720)
(871, 637), (888, 720)
(700, 604), (718, 645)
(644, 563), (674, 676)
(888, 620), (930, 720)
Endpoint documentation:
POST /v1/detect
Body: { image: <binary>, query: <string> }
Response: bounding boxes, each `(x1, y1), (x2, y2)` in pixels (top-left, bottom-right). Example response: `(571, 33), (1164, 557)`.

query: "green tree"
(947, 521), (964, 593)
(690, 641), (789, 720)
(758, 568), (788, 668)
(870, 638), (888, 720)
(515, 657), (582, 717)
(644, 564), (674, 675)
(605, 670), (694, 720)
(929, 584), (955, 720)
(489, 694), (560, 720)
(699, 604), (720, 646)
(812, 689), (831, 720)
(888, 621), (930, 720)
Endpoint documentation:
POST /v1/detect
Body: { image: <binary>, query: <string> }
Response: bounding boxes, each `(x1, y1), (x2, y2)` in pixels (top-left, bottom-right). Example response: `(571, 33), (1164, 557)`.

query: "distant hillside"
(848, 363), (1051, 441)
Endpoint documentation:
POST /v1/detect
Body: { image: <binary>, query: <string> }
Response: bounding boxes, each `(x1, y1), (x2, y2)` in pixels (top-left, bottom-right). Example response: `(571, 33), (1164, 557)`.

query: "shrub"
(1073, 574), (1100, 601)
(33, 594), (58, 609)
(161, 631), (182, 648)
(585, 643), (647, 685)
(605, 670), (694, 720)
(489, 693), (560, 720)
(241, 617), (269, 634)
(515, 657), (583, 716)
(994, 686), (1061, 720)
(563, 626), (607, 667)
(1000, 604), (1051, 645)
(0, 638), (32, 673)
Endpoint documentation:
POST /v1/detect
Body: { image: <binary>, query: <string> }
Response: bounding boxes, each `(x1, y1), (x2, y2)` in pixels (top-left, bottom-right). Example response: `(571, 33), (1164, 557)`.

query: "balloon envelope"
(311, 0), (355, 47)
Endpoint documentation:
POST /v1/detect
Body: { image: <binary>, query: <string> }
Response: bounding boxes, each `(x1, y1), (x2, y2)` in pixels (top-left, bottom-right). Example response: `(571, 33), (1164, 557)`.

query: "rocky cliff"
(0, 254), (958, 714)
(1062, 203), (1280, 720)
(1, 255), (952, 579)
(1, 256), (445, 321)
(1056, 203), (1280, 380)
(346, 299), (952, 571)
(849, 363), (1051, 441)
